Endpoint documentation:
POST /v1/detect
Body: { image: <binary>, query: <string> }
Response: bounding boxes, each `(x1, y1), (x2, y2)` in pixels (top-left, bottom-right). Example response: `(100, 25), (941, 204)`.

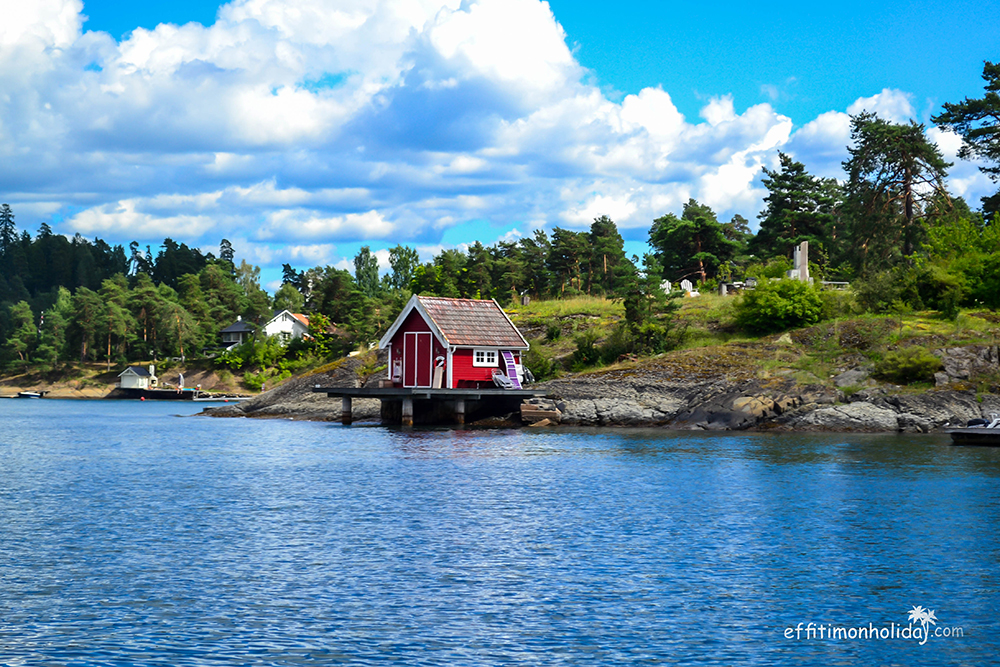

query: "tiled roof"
(221, 320), (254, 333)
(120, 366), (151, 377)
(418, 297), (527, 348)
(292, 313), (309, 327)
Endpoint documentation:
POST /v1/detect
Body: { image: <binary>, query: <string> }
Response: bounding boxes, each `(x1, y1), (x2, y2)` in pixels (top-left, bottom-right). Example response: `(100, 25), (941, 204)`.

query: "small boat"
(948, 413), (1000, 446)
(16, 391), (43, 399)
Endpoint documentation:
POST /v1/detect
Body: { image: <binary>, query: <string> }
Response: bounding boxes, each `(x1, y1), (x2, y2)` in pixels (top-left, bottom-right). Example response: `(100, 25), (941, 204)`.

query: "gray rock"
(793, 402), (900, 431)
(897, 413), (933, 433)
(934, 345), (1000, 386)
(834, 367), (871, 388)
(559, 399), (598, 425)
(594, 398), (648, 425)
(882, 391), (982, 429)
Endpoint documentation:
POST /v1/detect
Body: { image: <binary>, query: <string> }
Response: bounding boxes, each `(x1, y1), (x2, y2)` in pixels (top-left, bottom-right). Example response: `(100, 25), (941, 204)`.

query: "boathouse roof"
(119, 366), (152, 377)
(379, 296), (529, 350)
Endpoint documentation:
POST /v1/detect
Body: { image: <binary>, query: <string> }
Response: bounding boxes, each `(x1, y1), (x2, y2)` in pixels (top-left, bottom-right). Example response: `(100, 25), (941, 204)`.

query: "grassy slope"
(508, 294), (1000, 394)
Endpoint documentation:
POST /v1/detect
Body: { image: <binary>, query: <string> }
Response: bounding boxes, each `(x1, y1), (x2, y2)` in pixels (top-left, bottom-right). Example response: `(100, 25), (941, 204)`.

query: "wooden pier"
(312, 386), (546, 426)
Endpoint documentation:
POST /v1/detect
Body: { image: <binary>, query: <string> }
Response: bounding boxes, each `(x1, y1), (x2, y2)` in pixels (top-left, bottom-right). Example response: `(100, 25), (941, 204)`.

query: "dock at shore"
(312, 386), (546, 426)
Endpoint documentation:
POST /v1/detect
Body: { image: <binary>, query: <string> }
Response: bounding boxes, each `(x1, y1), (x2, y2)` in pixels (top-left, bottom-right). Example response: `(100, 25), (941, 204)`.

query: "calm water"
(2, 400), (999, 665)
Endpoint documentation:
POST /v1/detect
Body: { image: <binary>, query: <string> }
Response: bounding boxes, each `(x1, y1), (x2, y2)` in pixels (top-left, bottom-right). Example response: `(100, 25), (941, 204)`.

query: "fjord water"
(2, 400), (999, 665)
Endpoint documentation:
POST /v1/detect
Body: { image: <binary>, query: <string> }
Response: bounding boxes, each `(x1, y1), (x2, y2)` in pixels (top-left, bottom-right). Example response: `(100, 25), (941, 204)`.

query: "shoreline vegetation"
(197, 296), (1000, 432)
(3, 62), (1000, 431)
(3, 295), (1000, 432)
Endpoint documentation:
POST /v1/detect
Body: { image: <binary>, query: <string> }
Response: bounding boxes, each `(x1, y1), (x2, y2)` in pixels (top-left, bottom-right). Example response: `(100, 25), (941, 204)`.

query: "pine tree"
(353, 246), (381, 298)
(933, 61), (1000, 221)
(843, 112), (951, 272)
(649, 199), (740, 283)
(0, 204), (15, 256)
(388, 245), (419, 290)
(519, 230), (551, 298)
(35, 287), (71, 366)
(70, 287), (105, 362)
(463, 241), (493, 299)
(4, 301), (36, 363)
(547, 227), (589, 294)
(588, 216), (628, 295)
(750, 153), (839, 261)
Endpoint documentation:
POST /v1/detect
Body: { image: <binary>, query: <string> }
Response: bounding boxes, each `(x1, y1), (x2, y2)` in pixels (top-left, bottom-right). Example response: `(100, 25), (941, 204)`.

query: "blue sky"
(4, 0), (999, 288)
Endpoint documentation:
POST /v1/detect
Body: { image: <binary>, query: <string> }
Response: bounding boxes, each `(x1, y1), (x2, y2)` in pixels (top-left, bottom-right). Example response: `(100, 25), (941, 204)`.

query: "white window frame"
(473, 348), (498, 367)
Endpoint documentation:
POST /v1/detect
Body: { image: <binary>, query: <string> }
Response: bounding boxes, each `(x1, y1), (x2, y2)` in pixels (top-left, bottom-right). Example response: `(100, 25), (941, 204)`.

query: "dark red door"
(416, 333), (432, 387)
(403, 332), (432, 387)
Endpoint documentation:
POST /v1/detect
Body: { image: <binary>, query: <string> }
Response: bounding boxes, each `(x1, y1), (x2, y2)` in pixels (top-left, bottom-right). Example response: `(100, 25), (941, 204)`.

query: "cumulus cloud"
(0, 0), (991, 275)
(846, 88), (916, 123)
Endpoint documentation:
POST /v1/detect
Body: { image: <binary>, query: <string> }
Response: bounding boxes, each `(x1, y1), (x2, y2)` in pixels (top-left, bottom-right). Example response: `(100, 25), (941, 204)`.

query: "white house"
(263, 310), (310, 343)
(118, 365), (157, 390)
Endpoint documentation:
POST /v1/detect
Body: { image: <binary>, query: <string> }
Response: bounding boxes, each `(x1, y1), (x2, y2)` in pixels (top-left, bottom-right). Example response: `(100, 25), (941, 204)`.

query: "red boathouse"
(378, 295), (530, 389)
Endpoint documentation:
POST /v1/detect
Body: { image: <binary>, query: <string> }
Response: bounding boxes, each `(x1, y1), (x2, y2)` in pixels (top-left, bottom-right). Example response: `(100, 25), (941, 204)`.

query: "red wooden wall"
(389, 311), (446, 387)
(389, 309), (523, 388)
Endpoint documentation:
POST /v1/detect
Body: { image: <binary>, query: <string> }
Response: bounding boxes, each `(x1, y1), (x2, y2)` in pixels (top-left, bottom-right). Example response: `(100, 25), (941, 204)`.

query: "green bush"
(524, 347), (556, 381)
(819, 289), (856, 320)
(735, 279), (823, 334)
(964, 253), (1000, 309)
(745, 257), (793, 280)
(874, 347), (943, 384)
(571, 330), (601, 370)
(216, 346), (246, 371)
(853, 268), (921, 314)
(545, 323), (562, 342)
(598, 325), (634, 364)
(914, 264), (967, 320)
(243, 370), (267, 391)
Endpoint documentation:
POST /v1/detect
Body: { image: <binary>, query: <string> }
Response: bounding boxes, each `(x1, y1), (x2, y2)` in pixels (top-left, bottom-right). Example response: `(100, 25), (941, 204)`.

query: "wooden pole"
(341, 396), (353, 425)
(401, 397), (414, 427)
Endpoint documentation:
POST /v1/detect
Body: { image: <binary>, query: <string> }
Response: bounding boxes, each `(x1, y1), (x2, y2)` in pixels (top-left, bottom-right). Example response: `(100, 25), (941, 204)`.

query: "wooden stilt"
(401, 397), (414, 426)
(341, 396), (353, 425)
(454, 398), (465, 425)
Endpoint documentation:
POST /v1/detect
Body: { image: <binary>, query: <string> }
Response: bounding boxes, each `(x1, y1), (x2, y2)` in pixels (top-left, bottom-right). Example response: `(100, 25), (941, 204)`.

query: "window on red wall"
(473, 349), (497, 367)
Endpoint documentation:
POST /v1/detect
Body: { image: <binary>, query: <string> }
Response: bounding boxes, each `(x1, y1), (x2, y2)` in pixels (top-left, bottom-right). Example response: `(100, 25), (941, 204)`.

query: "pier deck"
(312, 386), (547, 425)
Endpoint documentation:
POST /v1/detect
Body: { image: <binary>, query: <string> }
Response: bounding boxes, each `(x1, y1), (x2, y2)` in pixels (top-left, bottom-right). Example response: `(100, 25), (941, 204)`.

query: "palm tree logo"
(907, 605), (937, 645)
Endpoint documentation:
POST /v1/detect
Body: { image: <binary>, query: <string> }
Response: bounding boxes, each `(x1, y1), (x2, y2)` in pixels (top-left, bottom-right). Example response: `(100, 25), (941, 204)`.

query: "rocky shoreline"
(201, 344), (1000, 433)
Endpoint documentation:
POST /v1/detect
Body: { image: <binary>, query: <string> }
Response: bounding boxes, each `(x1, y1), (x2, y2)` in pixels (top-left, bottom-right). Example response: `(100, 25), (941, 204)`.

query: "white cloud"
(846, 88), (915, 123)
(927, 126), (964, 160)
(68, 200), (216, 237)
(0, 0), (82, 47)
(700, 95), (737, 126)
(426, 0), (578, 100)
(259, 209), (395, 240)
(562, 192), (638, 227)
(1, 0), (991, 276)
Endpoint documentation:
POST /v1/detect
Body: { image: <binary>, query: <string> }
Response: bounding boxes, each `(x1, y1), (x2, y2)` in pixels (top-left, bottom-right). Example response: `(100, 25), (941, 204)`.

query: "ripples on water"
(1, 400), (999, 665)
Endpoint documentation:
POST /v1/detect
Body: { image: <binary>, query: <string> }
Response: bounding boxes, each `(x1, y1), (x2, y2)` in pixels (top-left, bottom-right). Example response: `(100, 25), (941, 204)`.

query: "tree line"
(1, 61), (998, 371)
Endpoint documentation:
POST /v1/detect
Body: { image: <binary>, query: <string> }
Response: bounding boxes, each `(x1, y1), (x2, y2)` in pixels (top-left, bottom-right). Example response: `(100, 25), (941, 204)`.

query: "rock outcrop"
(202, 354), (382, 421)
(934, 345), (1000, 387)
(203, 343), (1000, 432)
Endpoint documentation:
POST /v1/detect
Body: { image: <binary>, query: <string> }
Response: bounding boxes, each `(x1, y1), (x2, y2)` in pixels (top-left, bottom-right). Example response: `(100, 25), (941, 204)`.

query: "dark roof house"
(221, 316), (254, 348)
